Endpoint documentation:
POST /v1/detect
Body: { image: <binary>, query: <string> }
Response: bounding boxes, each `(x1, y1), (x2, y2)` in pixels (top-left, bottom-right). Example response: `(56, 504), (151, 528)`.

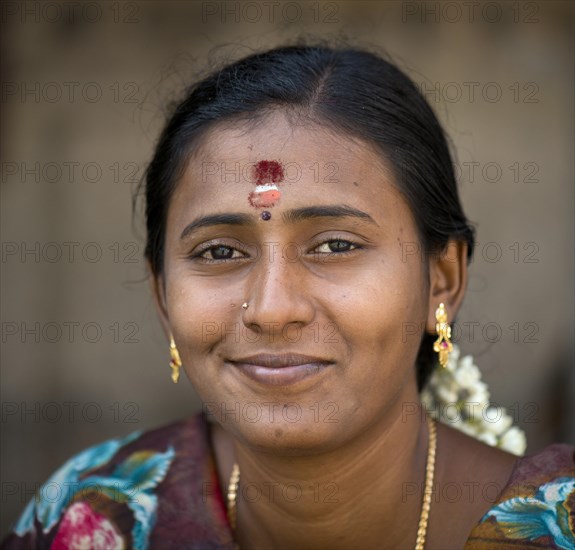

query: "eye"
(189, 237), (363, 264)
(192, 244), (246, 263)
(312, 238), (362, 256)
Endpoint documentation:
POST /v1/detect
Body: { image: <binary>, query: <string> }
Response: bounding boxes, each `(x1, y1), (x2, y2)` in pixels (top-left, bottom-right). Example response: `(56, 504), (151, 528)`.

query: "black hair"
(139, 42), (476, 392)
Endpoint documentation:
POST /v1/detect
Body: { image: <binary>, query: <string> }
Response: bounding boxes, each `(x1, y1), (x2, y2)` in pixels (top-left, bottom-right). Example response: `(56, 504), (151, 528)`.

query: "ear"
(148, 261), (171, 339)
(425, 240), (468, 333)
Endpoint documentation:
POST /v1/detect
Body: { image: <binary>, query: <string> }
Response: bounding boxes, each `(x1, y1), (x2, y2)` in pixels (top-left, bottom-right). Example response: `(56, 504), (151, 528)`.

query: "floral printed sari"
(2, 413), (574, 549)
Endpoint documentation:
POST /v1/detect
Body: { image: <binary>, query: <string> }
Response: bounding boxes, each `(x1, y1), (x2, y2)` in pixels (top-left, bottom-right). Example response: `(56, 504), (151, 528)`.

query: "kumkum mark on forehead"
(253, 160), (284, 184)
(248, 160), (284, 211)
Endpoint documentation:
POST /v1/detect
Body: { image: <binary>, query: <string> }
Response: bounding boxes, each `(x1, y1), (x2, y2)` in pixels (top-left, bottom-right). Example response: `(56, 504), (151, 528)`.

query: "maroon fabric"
(1, 413), (236, 550)
(464, 443), (575, 549)
(3, 412), (574, 549)
(121, 414), (235, 548)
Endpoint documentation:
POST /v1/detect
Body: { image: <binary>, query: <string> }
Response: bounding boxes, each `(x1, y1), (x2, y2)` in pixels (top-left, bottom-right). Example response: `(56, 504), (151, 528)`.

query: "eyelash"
(189, 237), (363, 264)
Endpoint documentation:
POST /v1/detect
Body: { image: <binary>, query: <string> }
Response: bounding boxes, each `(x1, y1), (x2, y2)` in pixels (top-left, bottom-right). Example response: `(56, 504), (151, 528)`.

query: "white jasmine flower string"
(421, 344), (527, 456)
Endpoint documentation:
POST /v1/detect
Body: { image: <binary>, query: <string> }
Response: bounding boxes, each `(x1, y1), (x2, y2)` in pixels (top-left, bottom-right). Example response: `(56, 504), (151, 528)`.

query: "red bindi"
(252, 160), (284, 185)
(248, 160), (284, 209)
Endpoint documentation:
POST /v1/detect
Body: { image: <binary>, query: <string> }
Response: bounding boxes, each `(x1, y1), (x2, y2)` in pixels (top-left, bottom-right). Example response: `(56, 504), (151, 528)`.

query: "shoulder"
(464, 443), (575, 549)
(1, 413), (235, 550)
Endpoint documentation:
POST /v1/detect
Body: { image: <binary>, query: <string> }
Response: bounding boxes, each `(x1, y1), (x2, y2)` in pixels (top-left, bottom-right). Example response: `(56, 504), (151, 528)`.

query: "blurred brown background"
(1, 0), (573, 536)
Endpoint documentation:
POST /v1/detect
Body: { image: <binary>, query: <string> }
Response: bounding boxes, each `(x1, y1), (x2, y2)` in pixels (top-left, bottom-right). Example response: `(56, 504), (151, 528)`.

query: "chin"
(231, 419), (345, 456)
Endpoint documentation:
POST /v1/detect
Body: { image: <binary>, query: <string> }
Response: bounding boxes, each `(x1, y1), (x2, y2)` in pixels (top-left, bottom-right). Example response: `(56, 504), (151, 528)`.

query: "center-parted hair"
(140, 43), (476, 391)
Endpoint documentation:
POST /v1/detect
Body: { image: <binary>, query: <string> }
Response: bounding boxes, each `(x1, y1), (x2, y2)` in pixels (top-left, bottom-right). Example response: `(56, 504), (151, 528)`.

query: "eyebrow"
(179, 205), (379, 240)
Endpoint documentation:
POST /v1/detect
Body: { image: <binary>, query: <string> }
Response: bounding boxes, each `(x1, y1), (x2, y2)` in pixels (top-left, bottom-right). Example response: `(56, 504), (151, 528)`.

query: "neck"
(232, 389), (430, 550)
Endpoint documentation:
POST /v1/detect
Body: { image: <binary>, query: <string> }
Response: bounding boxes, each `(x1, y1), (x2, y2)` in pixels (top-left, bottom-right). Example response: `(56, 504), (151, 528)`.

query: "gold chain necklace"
(227, 416), (437, 550)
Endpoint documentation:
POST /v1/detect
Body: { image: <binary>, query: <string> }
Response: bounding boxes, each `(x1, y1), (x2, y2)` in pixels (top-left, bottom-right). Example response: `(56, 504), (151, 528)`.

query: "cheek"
(345, 242), (426, 336)
(165, 276), (240, 376)
(337, 245), (427, 394)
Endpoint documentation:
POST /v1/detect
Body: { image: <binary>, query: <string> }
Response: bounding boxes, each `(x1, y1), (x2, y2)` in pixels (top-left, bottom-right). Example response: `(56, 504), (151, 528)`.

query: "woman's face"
(156, 110), (433, 454)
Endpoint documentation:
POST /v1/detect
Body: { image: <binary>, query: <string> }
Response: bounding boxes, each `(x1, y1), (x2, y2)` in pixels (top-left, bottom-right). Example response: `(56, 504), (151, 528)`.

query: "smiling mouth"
(226, 354), (334, 386)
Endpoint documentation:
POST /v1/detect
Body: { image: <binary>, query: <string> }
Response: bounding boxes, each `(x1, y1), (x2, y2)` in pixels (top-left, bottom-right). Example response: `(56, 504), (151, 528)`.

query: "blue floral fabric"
(10, 430), (175, 549)
(465, 444), (575, 549)
(2, 414), (574, 549)
(1, 415), (236, 549)
(479, 478), (575, 549)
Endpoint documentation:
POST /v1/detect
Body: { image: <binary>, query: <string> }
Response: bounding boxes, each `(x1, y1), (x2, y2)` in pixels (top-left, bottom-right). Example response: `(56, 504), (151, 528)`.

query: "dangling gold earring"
(169, 336), (182, 383)
(433, 302), (453, 368)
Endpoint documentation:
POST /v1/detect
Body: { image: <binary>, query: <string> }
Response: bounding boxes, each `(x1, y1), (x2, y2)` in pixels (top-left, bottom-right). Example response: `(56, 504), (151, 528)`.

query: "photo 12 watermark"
(203, 479), (340, 505)
(401, 2), (540, 24)
(1, 401), (141, 424)
(201, 2), (340, 25)
(2, 161), (142, 184)
(2, 242), (141, 264)
(203, 401), (340, 424)
(2, 321), (140, 343)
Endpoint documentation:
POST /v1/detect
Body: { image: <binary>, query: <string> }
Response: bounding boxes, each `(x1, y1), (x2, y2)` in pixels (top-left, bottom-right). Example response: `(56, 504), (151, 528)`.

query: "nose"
(241, 246), (315, 339)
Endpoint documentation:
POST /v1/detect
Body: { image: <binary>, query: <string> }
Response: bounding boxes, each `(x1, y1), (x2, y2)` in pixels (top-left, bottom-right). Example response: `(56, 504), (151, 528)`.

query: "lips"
(227, 353), (334, 386)
(230, 353), (332, 368)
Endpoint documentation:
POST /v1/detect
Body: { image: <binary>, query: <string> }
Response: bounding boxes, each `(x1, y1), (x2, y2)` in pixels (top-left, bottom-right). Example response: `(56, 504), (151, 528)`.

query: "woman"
(3, 44), (574, 550)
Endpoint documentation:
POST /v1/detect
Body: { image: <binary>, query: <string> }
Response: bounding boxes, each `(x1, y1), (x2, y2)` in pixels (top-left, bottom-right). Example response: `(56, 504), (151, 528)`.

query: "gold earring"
(433, 303), (453, 368)
(169, 336), (182, 383)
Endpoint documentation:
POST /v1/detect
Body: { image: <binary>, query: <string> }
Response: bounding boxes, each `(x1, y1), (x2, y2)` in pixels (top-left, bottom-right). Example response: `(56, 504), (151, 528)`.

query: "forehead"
(172, 110), (403, 217)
